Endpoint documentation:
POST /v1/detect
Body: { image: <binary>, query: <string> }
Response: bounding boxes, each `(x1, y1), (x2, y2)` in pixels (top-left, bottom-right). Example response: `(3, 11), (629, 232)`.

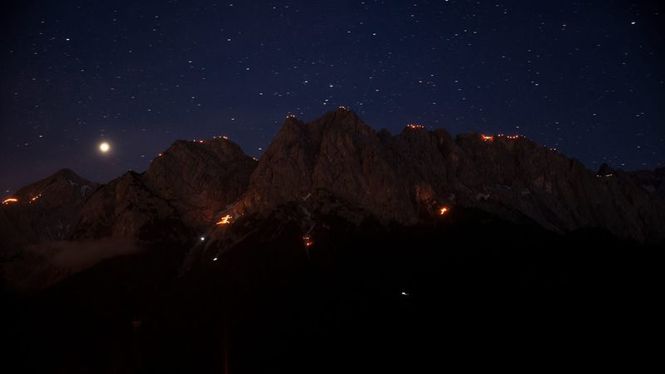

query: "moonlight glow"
(99, 142), (111, 153)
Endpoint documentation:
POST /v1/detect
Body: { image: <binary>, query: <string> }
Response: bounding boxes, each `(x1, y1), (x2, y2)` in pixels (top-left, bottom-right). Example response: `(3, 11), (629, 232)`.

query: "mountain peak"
(237, 109), (413, 223)
(14, 168), (96, 198)
(274, 108), (369, 141)
(1, 168), (98, 248)
(42, 167), (88, 183)
(53, 168), (80, 179)
(167, 137), (248, 157)
(319, 107), (368, 130)
(275, 114), (306, 139)
(143, 135), (257, 231)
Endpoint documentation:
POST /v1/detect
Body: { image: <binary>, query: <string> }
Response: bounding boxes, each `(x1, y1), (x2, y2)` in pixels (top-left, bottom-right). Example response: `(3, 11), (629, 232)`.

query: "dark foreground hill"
(1, 108), (663, 372)
(3, 208), (662, 372)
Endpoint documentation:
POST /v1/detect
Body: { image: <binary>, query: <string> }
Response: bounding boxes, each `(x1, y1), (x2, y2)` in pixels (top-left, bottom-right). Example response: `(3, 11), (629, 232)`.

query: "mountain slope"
(236, 110), (411, 224)
(143, 136), (257, 231)
(0, 169), (97, 254)
(1, 137), (256, 289)
(72, 136), (257, 241)
(229, 107), (665, 242)
(72, 171), (187, 242)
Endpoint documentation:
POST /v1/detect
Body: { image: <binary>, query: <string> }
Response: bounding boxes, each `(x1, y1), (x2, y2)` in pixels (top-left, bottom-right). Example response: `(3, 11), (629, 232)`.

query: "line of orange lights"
(481, 135), (494, 142)
(2, 198), (18, 205)
(406, 123), (425, 130)
(439, 206), (450, 215)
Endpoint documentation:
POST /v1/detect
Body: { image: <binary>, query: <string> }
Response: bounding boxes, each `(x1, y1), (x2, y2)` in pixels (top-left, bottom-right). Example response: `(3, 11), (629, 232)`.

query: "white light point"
(99, 142), (111, 153)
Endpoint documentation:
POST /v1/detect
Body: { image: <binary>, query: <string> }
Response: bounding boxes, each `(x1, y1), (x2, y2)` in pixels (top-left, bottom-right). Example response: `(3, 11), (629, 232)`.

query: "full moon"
(99, 142), (111, 153)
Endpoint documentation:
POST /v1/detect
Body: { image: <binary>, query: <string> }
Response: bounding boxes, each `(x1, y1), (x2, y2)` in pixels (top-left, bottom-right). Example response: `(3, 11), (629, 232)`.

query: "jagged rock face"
(71, 137), (256, 241)
(143, 138), (257, 230)
(235, 108), (665, 242)
(0, 169), (97, 253)
(4, 110), (664, 247)
(73, 172), (187, 242)
(447, 136), (665, 241)
(241, 110), (415, 223)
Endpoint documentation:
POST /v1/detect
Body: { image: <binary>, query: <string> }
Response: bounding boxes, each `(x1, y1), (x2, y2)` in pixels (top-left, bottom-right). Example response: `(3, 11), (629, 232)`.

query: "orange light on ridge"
(216, 214), (233, 225)
(2, 198), (18, 205)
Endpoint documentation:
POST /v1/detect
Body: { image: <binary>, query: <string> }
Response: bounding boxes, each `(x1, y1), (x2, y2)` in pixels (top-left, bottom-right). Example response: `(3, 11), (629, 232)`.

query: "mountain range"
(2, 108), (664, 255)
(2, 108), (663, 372)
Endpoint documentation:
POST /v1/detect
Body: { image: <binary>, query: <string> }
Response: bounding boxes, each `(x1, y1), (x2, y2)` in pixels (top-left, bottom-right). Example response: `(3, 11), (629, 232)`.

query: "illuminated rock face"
(240, 109), (416, 224)
(71, 136), (257, 240)
(236, 107), (665, 242)
(143, 137), (257, 231)
(2, 110), (665, 293)
(0, 135), (257, 247)
(3, 109), (665, 248)
(72, 171), (187, 242)
(0, 169), (97, 253)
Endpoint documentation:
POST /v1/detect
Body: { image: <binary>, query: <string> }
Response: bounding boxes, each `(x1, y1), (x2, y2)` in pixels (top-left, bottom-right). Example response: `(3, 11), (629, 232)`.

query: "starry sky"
(2, 0), (664, 191)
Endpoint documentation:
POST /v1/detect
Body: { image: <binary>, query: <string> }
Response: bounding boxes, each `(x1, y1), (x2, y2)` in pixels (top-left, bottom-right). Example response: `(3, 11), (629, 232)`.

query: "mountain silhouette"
(1, 109), (663, 373)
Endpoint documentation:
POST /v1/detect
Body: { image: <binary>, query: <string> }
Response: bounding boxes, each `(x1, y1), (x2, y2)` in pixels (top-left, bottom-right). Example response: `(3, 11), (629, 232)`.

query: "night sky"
(2, 0), (664, 192)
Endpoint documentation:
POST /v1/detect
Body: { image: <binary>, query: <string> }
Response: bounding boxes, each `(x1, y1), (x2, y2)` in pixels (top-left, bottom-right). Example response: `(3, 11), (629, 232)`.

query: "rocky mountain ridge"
(229, 107), (665, 242)
(2, 108), (664, 252)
